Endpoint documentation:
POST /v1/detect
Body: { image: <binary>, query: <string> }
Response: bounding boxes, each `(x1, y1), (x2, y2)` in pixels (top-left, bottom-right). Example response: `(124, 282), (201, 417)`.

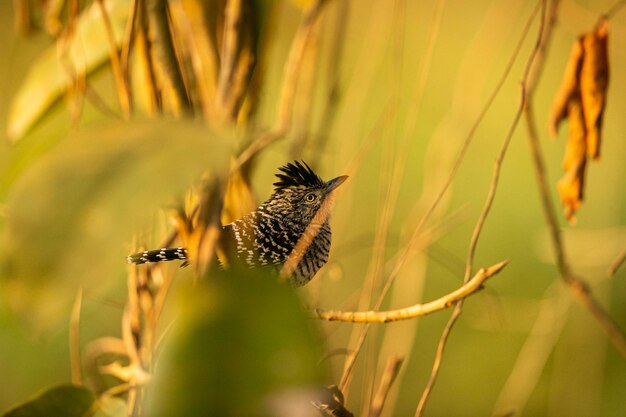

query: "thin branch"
(415, 2), (549, 415)
(368, 356), (404, 417)
(383, 0), (542, 310)
(313, 260), (508, 323)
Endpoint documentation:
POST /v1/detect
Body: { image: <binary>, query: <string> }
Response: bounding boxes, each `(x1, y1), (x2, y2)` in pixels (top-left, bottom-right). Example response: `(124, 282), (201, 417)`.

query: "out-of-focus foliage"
(0, 385), (95, 417)
(0, 385), (127, 417)
(146, 270), (328, 417)
(7, 0), (130, 141)
(2, 121), (230, 328)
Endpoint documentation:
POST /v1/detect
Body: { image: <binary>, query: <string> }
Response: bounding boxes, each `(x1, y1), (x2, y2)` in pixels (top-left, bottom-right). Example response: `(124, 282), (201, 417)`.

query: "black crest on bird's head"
(274, 161), (324, 190)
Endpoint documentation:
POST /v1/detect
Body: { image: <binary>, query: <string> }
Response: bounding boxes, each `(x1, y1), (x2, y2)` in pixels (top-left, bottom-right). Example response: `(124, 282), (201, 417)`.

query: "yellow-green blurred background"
(0, 0), (625, 416)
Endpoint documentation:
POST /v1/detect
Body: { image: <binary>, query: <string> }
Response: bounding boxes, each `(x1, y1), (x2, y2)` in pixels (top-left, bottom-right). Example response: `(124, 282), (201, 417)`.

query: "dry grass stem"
(368, 356), (404, 417)
(120, 0), (138, 82)
(279, 190), (337, 280)
(313, 260), (508, 323)
(337, 0), (446, 398)
(146, 0), (192, 115)
(492, 282), (571, 415)
(233, 0), (328, 172)
(415, 2), (549, 415)
(276, 0), (327, 130)
(96, 0), (132, 117)
(215, 0), (255, 122)
(169, 0), (219, 123)
(308, 0), (348, 166)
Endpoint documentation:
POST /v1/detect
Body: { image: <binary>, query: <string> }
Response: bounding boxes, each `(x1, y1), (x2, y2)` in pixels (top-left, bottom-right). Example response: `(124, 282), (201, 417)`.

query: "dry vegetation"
(1, 0), (626, 416)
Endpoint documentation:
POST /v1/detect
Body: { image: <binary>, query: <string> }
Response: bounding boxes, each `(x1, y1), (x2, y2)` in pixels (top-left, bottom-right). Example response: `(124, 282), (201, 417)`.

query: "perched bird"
(128, 161), (347, 286)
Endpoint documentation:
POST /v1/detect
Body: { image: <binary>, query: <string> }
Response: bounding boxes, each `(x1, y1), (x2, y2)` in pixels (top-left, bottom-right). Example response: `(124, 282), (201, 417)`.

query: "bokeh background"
(0, 0), (625, 416)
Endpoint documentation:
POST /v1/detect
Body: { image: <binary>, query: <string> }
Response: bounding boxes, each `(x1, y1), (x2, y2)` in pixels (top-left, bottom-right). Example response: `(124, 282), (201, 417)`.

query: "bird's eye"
(305, 193), (316, 202)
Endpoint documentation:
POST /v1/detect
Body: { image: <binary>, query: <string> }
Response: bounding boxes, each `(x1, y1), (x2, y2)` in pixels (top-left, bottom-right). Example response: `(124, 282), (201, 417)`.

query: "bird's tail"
(127, 247), (188, 264)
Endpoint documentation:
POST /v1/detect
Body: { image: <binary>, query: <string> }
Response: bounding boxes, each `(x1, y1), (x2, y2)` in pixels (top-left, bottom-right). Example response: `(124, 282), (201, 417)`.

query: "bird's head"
(267, 161), (348, 229)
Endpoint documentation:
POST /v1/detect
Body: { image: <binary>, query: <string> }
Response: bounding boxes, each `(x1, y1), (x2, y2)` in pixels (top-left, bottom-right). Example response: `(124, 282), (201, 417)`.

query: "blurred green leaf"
(93, 396), (126, 417)
(146, 270), (329, 417)
(7, 0), (130, 141)
(1, 385), (95, 417)
(1, 121), (231, 328)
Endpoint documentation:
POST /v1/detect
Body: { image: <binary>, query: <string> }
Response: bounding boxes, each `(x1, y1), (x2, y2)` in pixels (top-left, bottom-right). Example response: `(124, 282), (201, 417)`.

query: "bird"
(127, 161), (348, 286)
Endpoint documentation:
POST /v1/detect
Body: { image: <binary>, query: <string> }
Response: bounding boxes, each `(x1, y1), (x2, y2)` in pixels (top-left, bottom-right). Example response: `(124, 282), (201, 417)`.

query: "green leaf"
(145, 270), (329, 417)
(7, 0), (131, 141)
(1, 120), (232, 329)
(1, 385), (95, 417)
(92, 397), (126, 417)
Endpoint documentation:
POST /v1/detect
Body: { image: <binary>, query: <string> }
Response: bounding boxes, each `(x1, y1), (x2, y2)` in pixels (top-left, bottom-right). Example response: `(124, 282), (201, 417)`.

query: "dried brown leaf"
(580, 19), (609, 159)
(557, 97), (587, 224)
(221, 167), (257, 224)
(547, 40), (583, 137)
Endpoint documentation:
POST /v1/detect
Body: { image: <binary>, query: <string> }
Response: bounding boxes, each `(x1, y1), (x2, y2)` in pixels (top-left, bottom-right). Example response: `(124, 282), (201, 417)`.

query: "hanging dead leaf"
(580, 19), (609, 159)
(548, 39), (583, 137)
(557, 98), (587, 224)
(547, 19), (610, 223)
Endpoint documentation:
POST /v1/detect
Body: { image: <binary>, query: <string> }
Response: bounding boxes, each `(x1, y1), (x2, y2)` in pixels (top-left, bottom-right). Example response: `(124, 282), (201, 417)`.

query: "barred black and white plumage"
(127, 161), (347, 286)
(127, 247), (188, 264)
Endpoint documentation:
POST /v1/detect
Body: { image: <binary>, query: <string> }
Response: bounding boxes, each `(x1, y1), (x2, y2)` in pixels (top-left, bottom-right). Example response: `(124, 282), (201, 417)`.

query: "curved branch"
(313, 260), (508, 323)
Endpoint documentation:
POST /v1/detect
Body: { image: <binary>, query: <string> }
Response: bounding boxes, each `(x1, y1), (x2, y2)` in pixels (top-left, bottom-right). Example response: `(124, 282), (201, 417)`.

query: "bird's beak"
(325, 175), (348, 193)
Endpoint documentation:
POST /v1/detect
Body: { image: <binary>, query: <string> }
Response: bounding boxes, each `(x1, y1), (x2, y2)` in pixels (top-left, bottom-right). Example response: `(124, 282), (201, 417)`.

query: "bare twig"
(70, 289), (83, 385)
(384, 0), (541, 309)
(368, 356), (404, 417)
(415, 2), (549, 415)
(313, 260), (508, 323)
